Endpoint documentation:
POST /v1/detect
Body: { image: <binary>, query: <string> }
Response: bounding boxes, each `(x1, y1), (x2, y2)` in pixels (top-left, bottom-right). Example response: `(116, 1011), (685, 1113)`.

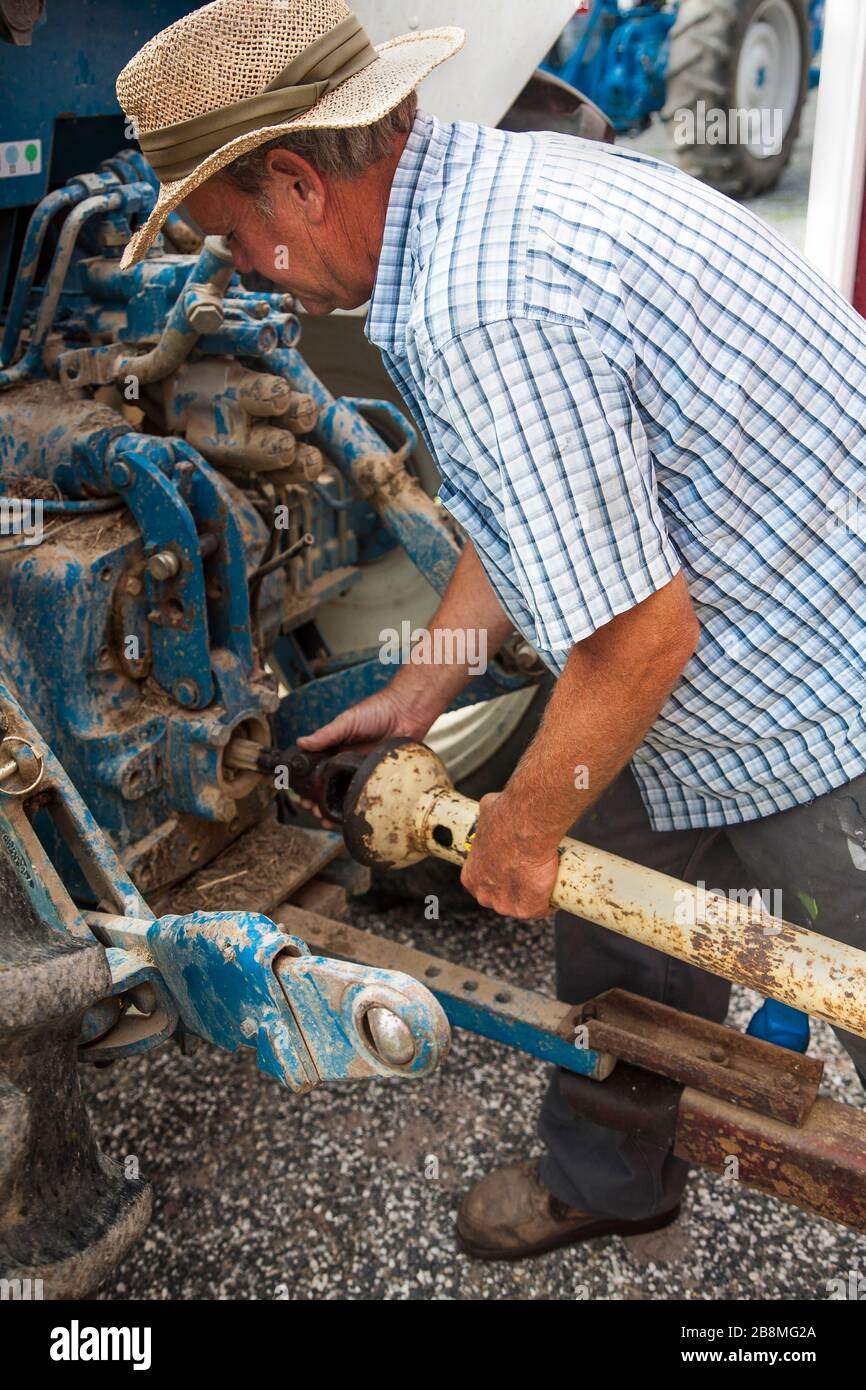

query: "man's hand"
(460, 792), (560, 919)
(297, 682), (428, 753)
(296, 539), (514, 822)
(295, 683), (430, 824)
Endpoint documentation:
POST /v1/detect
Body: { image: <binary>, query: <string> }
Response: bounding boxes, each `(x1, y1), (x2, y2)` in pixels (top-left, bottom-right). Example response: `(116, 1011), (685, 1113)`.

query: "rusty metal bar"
(567, 989), (823, 1124)
(560, 1066), (866, 1235)
(675, 1089), (866, 1235)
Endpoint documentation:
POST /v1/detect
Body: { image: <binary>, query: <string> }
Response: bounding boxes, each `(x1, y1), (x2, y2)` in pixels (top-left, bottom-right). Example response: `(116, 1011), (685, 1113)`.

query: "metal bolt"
(173, 678), (199, 707)
(111, 460), (133, 489)
(186, 296), (224, 333)
(147, 550), (180, 581)
(128, 982), (158, 1015)
(365, 1007), (415, 1066)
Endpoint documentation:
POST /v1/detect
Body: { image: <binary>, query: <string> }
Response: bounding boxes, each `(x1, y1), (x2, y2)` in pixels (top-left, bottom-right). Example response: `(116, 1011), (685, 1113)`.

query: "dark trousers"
(538, 765), (866, 1219)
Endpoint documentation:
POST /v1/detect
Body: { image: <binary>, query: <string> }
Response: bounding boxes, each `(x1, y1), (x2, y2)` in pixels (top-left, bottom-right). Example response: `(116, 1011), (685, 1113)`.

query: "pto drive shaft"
(288, 738), (866, 1042)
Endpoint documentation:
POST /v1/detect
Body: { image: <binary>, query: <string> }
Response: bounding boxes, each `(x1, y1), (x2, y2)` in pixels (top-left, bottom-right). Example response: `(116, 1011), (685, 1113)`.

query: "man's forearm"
(496, 645), (673, 856)
(389, 539), (514, 723)
(494, 575), (699, 857)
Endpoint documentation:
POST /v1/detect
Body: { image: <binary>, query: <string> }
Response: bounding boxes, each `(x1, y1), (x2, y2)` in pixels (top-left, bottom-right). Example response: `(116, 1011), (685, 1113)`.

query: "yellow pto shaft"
(316, 738), (866, 1042)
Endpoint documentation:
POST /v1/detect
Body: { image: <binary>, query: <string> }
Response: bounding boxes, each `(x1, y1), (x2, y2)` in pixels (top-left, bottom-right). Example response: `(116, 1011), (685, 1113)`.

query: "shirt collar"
(366, 108), (444, 354)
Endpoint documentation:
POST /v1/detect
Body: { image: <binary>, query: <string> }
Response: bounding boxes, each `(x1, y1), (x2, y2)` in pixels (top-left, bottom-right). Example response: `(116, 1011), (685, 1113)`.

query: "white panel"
(804, 0), (866, 299)
(353, 0), (577, 125)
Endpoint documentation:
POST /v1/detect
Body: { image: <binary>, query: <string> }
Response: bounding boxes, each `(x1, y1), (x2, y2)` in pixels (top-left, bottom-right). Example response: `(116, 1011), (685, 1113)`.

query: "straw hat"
(116, 0), (464, 268)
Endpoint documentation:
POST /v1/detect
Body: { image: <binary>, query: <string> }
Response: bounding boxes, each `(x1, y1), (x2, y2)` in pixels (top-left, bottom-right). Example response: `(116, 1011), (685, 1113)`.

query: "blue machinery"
(543, 0), (825, 135)
(0, 152), (554, 1073)
(1, 1), (865, 1293)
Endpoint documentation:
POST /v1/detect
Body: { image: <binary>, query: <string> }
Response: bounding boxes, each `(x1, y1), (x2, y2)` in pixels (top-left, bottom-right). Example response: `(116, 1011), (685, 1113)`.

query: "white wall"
(353, 0), (577, 125)
(804, 0), (866, 299)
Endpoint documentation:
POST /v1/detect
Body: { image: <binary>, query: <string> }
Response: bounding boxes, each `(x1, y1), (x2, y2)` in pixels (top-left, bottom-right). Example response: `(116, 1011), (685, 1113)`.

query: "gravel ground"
(86, 891), (866, 1302)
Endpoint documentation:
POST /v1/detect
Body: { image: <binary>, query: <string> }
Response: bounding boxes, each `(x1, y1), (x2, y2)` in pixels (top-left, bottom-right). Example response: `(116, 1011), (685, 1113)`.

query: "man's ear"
(265, 147), (326, 224)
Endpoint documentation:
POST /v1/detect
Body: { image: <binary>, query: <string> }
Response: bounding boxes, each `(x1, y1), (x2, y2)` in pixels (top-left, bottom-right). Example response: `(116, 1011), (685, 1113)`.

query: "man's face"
(183, 152), (374, 315)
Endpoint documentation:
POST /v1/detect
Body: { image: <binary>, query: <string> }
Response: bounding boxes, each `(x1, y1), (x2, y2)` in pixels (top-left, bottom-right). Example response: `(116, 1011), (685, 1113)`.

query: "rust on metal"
(676, 1089), (866, 1235)
(560, 1061), (866, 1236)
(564, 989), (823, 1125)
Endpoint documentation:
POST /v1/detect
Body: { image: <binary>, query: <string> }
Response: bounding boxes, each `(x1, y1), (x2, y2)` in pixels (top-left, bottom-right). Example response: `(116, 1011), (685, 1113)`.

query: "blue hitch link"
(85, 908), (451, 1091)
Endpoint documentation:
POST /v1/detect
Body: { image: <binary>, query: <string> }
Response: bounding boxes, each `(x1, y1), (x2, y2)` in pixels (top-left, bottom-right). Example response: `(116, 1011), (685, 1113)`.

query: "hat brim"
(119, 26), (464, 269)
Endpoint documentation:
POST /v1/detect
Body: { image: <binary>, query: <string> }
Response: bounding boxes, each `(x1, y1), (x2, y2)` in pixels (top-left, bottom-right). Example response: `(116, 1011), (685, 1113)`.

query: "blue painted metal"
(0, 185), (83, 367)
(0, 180), (156, 387)
(96, 912), (448, 1088)
(0, 50), (550, 1096)
(543, 1), (676, 132)
(262, 347), (463, 587)
(808, 0), (825, 87)
(438, 994), (603, 1075)
(544, 0), (824, 133)
(747, 998), (811, 1053)
(0, 679), (177, 1059)
(0, 679), (450, 1085)
(0, 152), (525, 871)
(0, 0), (193, 208)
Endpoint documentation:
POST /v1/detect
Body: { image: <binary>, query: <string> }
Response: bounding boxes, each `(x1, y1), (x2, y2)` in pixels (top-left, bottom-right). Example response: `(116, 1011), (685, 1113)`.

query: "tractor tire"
(662, 0), (809, 198)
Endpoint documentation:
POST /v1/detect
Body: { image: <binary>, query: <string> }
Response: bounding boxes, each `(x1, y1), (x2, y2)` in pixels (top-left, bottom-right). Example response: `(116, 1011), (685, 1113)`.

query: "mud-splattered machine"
(1, 0), (866, 1299)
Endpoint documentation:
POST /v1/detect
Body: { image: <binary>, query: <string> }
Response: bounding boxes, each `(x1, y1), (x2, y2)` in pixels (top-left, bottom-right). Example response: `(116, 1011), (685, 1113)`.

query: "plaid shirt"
(366, 111), (866, 831)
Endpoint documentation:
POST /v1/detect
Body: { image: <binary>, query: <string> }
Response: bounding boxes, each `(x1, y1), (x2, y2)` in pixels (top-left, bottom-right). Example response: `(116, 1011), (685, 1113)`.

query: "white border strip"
(804, 0), (866, 300)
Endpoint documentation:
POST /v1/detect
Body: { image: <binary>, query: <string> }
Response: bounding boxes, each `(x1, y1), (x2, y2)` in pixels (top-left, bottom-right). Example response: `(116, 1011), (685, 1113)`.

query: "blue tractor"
(544, 0), (824, 197)
(0, 0), (850, 1300)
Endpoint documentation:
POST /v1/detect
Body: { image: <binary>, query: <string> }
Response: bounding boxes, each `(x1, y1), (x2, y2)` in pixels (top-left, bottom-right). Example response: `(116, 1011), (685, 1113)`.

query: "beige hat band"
(139, 11), (378, 181)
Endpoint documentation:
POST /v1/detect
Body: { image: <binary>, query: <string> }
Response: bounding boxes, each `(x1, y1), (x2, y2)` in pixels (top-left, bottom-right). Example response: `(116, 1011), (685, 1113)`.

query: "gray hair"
(220, 91), (418, 210)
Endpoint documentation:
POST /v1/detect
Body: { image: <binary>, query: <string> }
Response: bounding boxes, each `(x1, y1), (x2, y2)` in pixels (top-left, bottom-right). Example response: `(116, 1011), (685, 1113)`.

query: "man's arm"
(460, 570), (698, 918)
(298, 538), (514, 750)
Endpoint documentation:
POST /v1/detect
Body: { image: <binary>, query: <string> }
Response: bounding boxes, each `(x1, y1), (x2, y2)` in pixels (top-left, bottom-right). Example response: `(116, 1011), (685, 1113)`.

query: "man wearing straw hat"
(118, 1), (866, 1262)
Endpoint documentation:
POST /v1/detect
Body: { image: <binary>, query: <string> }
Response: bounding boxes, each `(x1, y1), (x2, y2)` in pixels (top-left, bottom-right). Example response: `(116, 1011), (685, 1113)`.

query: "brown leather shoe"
(456, 1159), (681, 1261)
